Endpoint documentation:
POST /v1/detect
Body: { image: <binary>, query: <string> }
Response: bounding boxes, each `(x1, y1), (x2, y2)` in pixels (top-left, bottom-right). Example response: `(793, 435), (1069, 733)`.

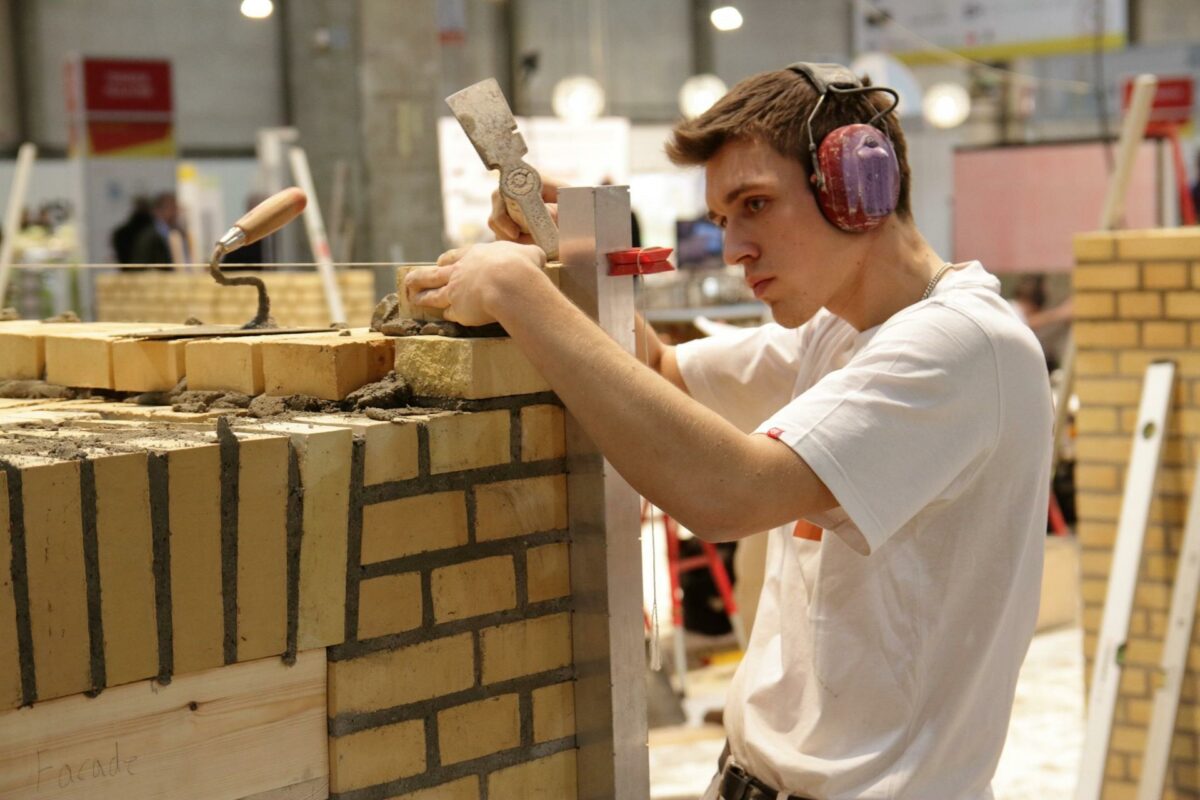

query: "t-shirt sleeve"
(756, 309), (1001, 555)
(676, 323), (804, 433)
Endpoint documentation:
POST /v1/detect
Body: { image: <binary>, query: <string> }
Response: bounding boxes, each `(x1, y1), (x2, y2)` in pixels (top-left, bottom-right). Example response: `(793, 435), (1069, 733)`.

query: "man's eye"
(746, 197), (767, 213)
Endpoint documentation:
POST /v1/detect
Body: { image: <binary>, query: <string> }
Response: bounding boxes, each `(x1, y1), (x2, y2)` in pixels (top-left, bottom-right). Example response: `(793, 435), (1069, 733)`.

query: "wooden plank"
(238, 777), (328, 800)
(0, 648), (328, 800)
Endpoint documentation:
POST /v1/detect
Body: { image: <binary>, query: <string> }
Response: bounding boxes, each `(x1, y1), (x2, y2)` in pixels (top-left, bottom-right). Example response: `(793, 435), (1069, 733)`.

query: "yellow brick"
(1126, 637), (1162, 666)
(437, 694), (521, 765)
(1142, 321), (1188, 347)
(93, 452), (158, 687)
(1075, 378), (1143, 405)
(294, 414), (421, 485)
(1134, 582), (1172, 611)
(1080, 578), (1109, 605)
(328, 634), (474, 714)
(165, 444), (224, 675)
(432, 556), (516, 622)
(111, 339), (187, 392)
(1106, 752), (1127, 779)
(21, 460), (91, 701)
(258, 422), (352, 650)
(487, 750), (577, 800)
(1074, 292), (1116, 319)
(1074, 263), (1140, 291)
(1074, 232), (1116, 262)
(1116, 228), (1200, 260)
(261, 332), (395, 401)
(481, 613), (572, 683)
(1109, 724), (1148, 754)
(1073, 322), (1140, 348)
(1143, 262), (1189, 289)
(1120, 667), (1149, 696)
(1079, 547), (1113, 576)
(1075, 407), (1118, 434)
(358, 572), (423, 639)
(1167, 292), (1200, 319)
(532, 681), (576, 743)
(236, 435), (289, 662)
(527, 542), (571, 603)
(1077, 522), (1116, 549)
(1117, 292), (1162, 319)
(394, 337), (550, 400)
(521, 405), (566, 461)
(400, 777), (480, 800)
(330, 720), (425, 792)
(475, 475), (568, 542)
(0, 472), (20, 708)
(427, 410), (511, 474)
(361, 491), (468, 564)
(184, 335), (270, 395)
(1075, 465), (1119, 493)
(1075, 351), (1117, 376)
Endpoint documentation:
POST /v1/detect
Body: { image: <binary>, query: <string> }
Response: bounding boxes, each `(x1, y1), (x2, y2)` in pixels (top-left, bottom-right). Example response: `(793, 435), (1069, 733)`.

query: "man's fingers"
(437, 247), (468, 267)
(489, 191), (522, 241)
(412, 286), (450, 310)
(404, 265), (452, 296)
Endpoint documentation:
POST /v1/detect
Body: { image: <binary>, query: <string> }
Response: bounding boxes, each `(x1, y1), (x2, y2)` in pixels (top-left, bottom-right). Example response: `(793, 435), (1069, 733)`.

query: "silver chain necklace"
(921, 262), (956, 301)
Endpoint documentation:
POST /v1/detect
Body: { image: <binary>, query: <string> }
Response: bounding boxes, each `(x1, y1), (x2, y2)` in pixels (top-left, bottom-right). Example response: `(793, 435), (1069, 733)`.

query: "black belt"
(718, 743), (814, 800)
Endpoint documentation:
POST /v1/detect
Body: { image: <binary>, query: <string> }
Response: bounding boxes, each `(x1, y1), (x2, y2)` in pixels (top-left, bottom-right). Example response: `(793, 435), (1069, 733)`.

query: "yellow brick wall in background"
(1073, 228), (1200, 797)
(95, 269), (377, 328)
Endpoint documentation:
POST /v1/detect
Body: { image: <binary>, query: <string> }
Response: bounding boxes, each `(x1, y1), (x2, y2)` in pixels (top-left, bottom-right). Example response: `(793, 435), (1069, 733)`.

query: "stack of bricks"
(1073, 227), (1200, 797)
(0, 331), (580, 797)
(94, 269), (377, 328)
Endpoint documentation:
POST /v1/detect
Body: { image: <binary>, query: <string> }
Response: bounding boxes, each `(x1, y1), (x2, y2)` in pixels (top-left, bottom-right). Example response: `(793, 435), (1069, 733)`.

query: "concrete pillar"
(357, 0), (445, 264)
(0, 0), (22, 150)
(285, 0), (446, 279)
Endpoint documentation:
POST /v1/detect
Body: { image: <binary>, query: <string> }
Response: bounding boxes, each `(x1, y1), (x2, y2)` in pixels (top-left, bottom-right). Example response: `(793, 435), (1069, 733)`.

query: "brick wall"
(0, 332), (581, 798)
(1074, 227), (1200, 797)
(94, 269), (378, 328)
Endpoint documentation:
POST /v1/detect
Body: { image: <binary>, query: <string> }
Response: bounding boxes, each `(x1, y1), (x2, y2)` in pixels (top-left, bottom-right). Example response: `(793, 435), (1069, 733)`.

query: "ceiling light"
(552, 75), (605, 124)
(679, 74), (728, 119)
(240, 0), (273, 20)
(922, 82), (971, 129)
(710, 6), (743, 31)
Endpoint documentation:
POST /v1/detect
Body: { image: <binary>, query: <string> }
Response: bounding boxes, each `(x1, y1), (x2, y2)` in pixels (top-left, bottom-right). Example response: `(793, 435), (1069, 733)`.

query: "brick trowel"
(445, 78), (559, 260)
(128, 187), (334, 340)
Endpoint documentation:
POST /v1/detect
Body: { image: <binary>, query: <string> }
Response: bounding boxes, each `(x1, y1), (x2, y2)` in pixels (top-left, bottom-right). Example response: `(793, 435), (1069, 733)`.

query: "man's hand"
(404, 241), (548, 327)
(489, 181), (559, 243)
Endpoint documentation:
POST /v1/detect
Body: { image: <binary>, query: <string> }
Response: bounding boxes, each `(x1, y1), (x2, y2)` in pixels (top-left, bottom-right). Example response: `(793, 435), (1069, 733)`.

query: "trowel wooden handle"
(234, 187), (307, 246)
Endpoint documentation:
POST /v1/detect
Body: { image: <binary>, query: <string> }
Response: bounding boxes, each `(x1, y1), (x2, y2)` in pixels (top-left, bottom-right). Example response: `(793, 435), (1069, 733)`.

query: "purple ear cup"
(814, 123), (900, 232)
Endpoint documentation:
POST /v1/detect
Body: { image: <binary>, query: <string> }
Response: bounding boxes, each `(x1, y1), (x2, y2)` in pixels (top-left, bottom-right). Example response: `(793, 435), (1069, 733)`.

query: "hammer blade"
(445, 78), (527, 169)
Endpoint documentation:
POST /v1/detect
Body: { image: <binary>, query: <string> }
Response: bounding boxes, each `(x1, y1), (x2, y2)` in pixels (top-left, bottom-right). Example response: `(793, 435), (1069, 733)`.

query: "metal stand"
(557, 185), (649, 800)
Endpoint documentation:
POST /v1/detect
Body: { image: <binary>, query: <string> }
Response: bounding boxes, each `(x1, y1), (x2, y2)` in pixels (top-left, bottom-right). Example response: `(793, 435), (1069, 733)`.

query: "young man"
(407, 63), (1052, 799)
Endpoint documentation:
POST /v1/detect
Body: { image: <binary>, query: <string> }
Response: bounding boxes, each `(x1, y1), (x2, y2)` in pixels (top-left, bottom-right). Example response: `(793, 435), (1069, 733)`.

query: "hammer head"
(445, 78), (527, 169)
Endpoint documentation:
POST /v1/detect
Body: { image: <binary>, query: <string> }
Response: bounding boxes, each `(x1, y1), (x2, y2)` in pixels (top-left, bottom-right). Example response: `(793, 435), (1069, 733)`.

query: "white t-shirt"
(677, 262), (1052, 799)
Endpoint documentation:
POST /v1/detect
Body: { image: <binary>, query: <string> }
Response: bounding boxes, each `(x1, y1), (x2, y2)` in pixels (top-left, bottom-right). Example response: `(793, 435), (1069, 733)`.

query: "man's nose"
(722, 229), (757, 266)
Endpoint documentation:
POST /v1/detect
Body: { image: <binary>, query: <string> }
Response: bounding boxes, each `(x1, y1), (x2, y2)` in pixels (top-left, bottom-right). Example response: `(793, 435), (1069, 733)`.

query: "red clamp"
(606, 246), (675, 277)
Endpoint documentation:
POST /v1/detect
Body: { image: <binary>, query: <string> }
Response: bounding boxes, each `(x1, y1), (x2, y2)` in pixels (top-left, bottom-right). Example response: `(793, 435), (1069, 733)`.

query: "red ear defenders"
(787, 62), (901, 233)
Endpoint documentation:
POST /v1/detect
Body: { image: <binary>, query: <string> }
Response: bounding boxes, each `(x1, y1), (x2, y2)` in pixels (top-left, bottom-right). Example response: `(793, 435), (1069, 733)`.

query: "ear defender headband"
(787, 62), (901, 233)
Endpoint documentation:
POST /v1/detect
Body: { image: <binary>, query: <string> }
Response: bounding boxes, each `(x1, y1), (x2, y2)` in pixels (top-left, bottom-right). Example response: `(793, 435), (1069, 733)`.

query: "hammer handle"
(234, 187), (308, 246)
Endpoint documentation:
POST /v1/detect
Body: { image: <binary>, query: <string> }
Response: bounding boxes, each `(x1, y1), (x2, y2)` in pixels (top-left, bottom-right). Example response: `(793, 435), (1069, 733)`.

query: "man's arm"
(406, 243), (835, 541)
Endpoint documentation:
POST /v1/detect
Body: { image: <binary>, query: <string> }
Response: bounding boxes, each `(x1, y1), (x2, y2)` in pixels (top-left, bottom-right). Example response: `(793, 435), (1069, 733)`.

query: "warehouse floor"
(647, 625), (1085, 800)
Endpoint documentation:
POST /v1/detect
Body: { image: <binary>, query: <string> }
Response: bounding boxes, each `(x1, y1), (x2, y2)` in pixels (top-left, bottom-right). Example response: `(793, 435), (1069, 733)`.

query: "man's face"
(705, 137), (859, 328)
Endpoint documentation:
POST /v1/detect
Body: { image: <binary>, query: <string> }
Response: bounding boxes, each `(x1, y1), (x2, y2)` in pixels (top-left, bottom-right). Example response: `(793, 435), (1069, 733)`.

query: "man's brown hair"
(666, 67), (913, 219)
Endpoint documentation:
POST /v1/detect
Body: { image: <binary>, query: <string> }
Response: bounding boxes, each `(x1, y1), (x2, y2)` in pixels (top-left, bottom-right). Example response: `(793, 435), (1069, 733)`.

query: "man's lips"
(748, 277), (774, 298)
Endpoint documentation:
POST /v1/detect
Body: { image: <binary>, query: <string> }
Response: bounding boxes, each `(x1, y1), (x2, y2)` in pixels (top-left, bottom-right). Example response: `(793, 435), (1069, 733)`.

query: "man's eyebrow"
(721, 181), (772, 207)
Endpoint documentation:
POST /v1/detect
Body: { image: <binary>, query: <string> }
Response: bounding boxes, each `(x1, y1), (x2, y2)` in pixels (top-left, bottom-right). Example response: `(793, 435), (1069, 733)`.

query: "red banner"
(67, 57), (175, 157)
